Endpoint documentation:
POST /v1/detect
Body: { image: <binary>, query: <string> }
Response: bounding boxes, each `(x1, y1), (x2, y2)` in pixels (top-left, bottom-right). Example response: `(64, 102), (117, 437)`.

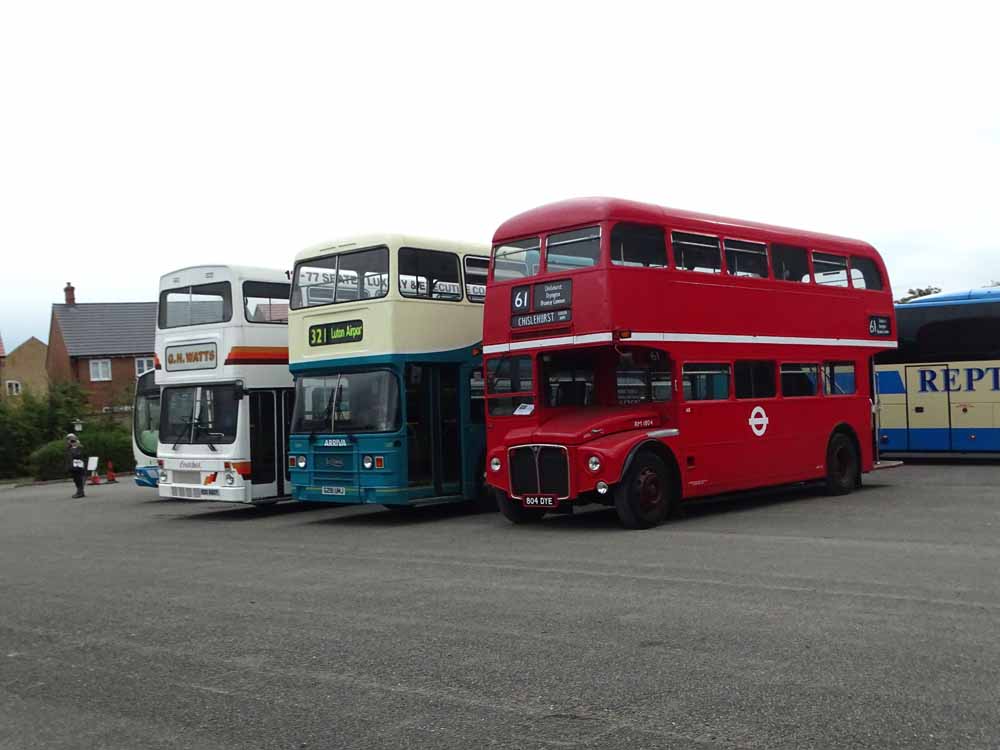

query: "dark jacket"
(66, 445), (85, 474)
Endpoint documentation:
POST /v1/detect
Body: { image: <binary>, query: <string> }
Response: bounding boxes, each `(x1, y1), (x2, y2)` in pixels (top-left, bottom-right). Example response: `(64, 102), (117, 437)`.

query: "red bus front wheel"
(614, 451), (675, 530)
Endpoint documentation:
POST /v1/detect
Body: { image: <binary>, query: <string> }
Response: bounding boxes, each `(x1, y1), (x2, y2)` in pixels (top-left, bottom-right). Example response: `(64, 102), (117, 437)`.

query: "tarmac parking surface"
(1, 465), (999, 749)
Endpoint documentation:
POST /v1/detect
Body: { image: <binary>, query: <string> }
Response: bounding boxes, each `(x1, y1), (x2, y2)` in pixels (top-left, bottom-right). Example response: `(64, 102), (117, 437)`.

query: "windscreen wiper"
(323, 375), (343, 435)
(172, 417), (197, 451)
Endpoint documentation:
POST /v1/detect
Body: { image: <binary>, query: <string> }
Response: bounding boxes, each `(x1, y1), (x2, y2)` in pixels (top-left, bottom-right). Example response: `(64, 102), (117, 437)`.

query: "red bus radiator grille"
(508, 446), (569, 499)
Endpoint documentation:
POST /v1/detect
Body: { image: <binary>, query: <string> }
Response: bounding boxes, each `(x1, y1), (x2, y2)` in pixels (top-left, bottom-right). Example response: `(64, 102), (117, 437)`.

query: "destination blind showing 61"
(511, 279), (572, 328)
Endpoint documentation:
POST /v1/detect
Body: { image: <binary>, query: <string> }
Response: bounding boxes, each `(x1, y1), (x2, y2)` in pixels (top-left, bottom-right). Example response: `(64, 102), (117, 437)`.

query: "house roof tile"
(52, 302), (157, 357)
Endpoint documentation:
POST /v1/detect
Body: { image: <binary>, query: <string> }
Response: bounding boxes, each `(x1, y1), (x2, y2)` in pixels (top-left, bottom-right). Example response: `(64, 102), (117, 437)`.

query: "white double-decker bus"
(155, 265), (293, 504)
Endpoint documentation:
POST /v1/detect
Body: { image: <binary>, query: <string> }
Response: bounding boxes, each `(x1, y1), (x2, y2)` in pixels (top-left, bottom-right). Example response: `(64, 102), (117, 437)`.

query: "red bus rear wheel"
(825, 432), (859, 495)
(495, 489), (546, 524)
(614, 451), (674, 529)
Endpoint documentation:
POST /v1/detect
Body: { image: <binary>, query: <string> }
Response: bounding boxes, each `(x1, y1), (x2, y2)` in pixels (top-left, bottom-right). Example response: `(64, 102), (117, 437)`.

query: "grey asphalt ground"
(1, 466), (999, 750)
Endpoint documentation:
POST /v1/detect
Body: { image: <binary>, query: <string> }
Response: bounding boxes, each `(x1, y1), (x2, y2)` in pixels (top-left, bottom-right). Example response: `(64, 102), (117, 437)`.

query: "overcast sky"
(1, 1), (998, 350)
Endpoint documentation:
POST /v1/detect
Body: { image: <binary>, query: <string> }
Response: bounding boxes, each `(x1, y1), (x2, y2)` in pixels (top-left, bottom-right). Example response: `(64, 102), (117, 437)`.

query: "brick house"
(2, 337), (48, 398)
(45, 283), (157, 413)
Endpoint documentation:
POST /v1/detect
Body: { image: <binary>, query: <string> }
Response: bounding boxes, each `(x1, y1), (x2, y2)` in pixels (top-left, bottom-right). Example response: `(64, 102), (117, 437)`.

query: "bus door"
(280, 389), (294, 495)
(249, 390), (279, 499)
(405, 364), (462, 497)
(875, 365), (908, 451)
(463, 364), (486, 497)
(904, 365), (950, 451)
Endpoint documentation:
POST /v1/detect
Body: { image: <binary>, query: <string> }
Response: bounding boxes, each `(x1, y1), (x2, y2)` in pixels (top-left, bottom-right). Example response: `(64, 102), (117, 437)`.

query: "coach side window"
(682, 364), (730, 401)
(849, 256), (884, 291)
(724, 239), (768, 278)
(399, 247), (463, 301)
(734, 361), (777, 399)
(772, 244), (810, 282)
(672, 232), (721, 274)
(464, 256), (489, 302)
(611, 223), (667, 267)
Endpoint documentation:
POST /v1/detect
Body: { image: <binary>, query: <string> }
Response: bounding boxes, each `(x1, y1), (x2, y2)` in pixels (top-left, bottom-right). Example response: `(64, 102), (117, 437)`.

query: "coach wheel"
(495, 489), (546, 524)
(614, 450), (674, 529)
(825, 432), (859, 496)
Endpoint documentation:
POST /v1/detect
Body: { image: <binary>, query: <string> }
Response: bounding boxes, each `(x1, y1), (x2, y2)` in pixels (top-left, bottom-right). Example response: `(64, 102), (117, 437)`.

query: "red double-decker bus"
(483, 198), (898, 528)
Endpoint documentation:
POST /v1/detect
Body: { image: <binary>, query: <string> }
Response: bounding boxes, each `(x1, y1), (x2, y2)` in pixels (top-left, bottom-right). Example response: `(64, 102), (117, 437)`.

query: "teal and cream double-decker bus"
(287, 234), (492, 510)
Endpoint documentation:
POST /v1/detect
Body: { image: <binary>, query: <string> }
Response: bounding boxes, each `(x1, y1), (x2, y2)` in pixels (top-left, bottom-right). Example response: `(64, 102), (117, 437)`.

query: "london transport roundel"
(748, 406), (769, 437)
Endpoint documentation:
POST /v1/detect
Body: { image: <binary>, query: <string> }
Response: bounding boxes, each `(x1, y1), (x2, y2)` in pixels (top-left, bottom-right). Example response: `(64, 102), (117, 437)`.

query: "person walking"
(65, 434), (86, 498)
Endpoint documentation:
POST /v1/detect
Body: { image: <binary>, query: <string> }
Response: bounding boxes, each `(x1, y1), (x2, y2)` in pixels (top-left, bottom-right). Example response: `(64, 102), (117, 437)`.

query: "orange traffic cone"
(106, 460), (118, 483)
(89, 469), (101, 485)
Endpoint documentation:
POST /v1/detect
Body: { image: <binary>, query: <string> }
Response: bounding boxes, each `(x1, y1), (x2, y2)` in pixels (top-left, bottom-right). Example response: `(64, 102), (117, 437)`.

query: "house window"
(6, 381), (21, 396)
(135, 357), (155, 377)
(89, 359), (112, 382)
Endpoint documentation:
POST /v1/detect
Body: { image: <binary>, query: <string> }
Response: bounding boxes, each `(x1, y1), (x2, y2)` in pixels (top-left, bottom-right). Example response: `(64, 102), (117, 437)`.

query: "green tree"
(896, 286), (941, 303)
(0, 382), (90, 478)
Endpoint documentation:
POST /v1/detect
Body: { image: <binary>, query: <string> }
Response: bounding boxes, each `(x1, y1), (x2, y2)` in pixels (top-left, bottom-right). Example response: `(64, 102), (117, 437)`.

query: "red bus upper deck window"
(672, 232), (721, 274)
(849, 256), (884, 290)
(545, 227), (601, 273)
(772, 244), (811, 282)
(724, 239), (768, 278)
(813, 252), (849, 288)
(610, 223), (667, 268)
(493, 237), (541, 281)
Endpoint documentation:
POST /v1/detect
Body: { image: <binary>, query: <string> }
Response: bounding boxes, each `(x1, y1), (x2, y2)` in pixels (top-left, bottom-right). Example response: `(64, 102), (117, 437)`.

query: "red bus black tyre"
(614, 451), (674, 529)
(495, 489), (546, 524)
(825, 432), (859, 496)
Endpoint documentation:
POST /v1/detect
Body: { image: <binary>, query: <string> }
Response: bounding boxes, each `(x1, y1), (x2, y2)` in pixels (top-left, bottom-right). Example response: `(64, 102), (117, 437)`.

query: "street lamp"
(73, 418), (83, 432)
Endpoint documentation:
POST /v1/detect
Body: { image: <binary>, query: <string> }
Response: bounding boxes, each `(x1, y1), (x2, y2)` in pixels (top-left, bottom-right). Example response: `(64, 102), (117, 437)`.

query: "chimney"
(64, 282), (76, 305)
